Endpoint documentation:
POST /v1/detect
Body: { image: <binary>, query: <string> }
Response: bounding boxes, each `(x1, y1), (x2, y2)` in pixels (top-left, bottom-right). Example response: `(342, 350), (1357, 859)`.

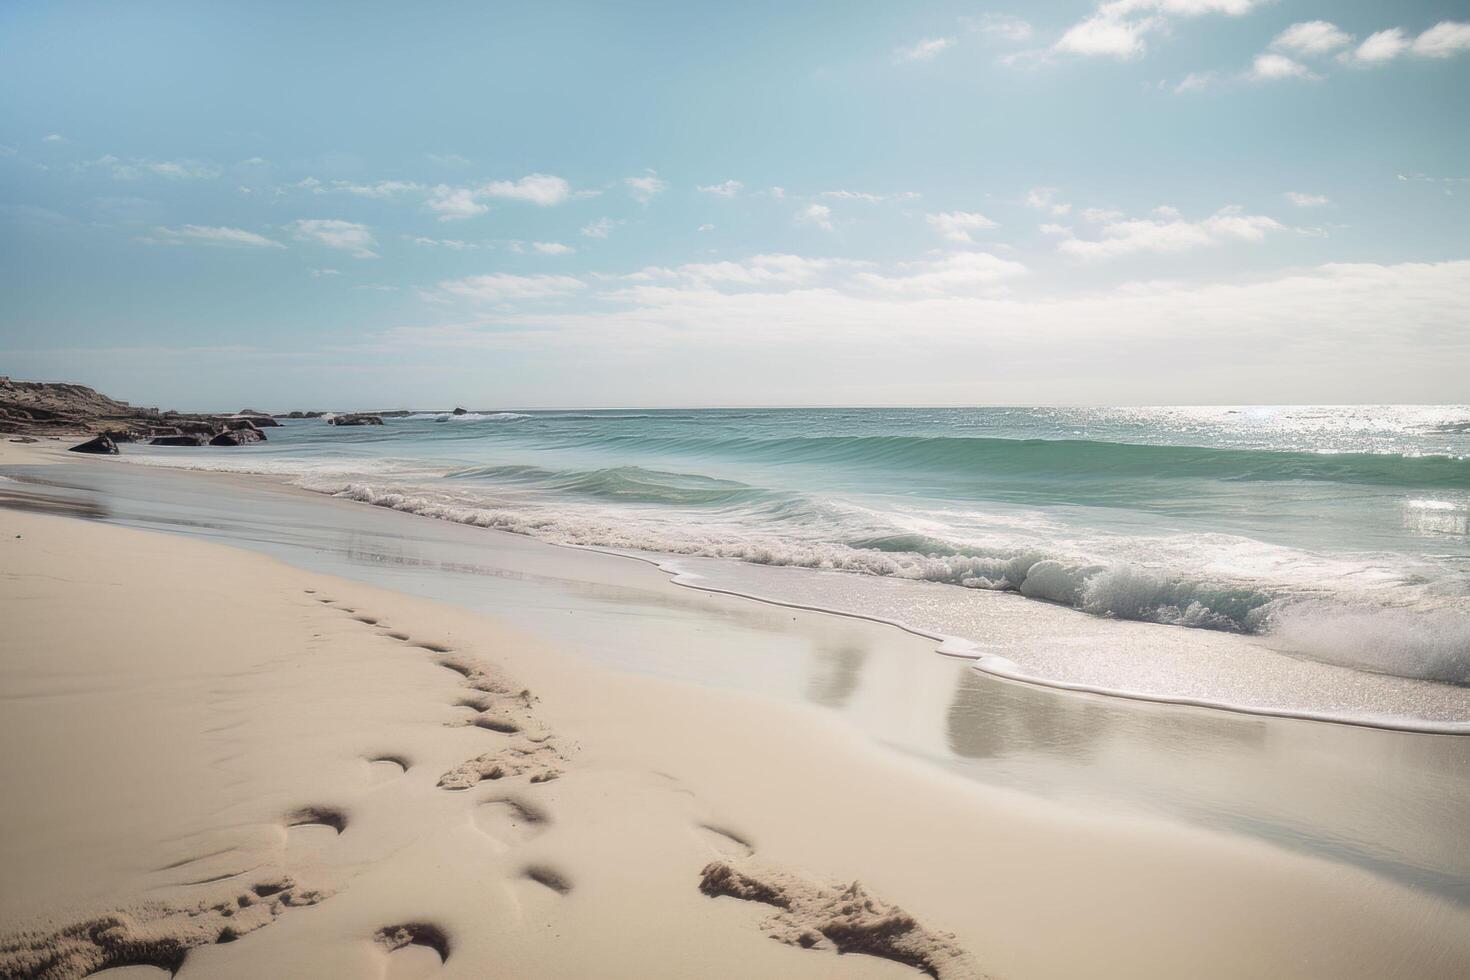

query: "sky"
(1, 0), (1468, 410)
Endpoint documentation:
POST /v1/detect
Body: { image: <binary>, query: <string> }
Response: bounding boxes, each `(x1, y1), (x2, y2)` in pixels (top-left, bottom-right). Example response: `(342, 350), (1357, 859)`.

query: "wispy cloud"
(971, 14), (1033, 43)
(145, 225), (285, 249)
(424, 174), (572, 221)
(894, 37), (954, 63)
(1024, 187), (1071, 216)
(291, 218), (379, 258)
(532, 241), (575, 255)
(85, 155), (221, 180)
(697, 180), (744, 197)
(1053, 0), (1271, 61)
(1271, 21), (1352, 56)
(580, 217), (616, 239)
(481, 173), (572, 205)
(1343, 22), (1470, 65)
(625, 171), (669, 204)
(437, 272), (586, 303)
(926, 211), (998, 244)
(820, 189), (920, 203)
(1057, 206), (1283, 259)
(858, 251), (1027, 295)
(1249, 53), (1319, 82)
(1285, 191), (1330, 207)
(796, 203), (834, 230)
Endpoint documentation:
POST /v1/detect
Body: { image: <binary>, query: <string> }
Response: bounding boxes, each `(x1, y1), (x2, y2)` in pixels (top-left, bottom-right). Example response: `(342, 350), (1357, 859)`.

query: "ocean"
(123, 404), (1470, 724)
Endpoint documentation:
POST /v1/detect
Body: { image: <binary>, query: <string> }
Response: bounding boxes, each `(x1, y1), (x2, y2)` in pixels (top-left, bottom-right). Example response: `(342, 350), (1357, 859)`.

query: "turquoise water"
(125, 405), (1470, 687)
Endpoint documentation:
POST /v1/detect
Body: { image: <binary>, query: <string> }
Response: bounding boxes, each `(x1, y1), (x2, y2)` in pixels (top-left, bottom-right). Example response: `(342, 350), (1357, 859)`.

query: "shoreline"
(5, 472), (1470, 977)
(18, 435), (1470, 735)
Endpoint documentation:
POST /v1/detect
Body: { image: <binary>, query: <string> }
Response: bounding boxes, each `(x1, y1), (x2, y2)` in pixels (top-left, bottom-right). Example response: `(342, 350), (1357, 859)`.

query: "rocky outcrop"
(67, 435), (119, 455)
(210, 428), (266, 446)
(327, 414), (384, 426)
(0, 378), (280, 444)
(150, 434), (209, 446)
(452, 407), (469, 415)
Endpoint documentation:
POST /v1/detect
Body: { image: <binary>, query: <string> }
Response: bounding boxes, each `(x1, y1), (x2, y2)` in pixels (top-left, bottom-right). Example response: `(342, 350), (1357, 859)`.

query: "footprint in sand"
(366, 754), (411, 783)
(697, 824), (755, 859)
(284, 805), (347, 859)
(375, 923), (450, 980)
(520, 863), (573, 896)
(473, 797), (549, 848)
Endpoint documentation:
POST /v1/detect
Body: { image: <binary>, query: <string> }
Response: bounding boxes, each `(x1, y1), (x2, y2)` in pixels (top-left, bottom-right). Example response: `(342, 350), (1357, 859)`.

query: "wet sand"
(3, 441), (1470, 978)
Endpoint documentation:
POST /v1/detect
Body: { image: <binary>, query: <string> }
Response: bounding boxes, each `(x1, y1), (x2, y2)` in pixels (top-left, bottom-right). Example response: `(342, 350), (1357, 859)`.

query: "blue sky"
(2, 0), (1468, 409)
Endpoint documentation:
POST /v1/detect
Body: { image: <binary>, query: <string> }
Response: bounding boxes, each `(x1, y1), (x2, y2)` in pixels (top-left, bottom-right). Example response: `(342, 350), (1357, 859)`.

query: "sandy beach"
(3, 440), (1469, 979)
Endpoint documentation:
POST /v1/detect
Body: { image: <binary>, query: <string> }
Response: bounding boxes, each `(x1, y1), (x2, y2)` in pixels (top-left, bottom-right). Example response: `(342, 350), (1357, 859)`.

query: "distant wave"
(535, 433), (1470, 489)
(407, 411), (532, 422)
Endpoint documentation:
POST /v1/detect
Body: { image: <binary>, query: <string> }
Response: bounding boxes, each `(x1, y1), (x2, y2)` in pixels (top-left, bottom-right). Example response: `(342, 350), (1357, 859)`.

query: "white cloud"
(438, 272), (586, 303)
(1039, 223), (1073, 236)
(926, 210), (998, 243)
(87, 155), (221, 180)
(291, 219), (379, 258)
(1024, 187), (1071, 216)
(533, 241), (575, 255)
(973, 14), (1033, 43)
(425, 174), (572, 221)
(1058, 207), (1283, 259)
(310, 268), (341, 277)
(1285, 191), (1330, 207)
(697, 180), (744, 197)
(1413, 21), (1470, 58)
(1082, 207), (1124, 222)
(858, 251), (1028, 295)
(1053, 0), (1270, 61)
(894, 37), (955, 62)
(1250, 53), (1319, 81)
(427, 185), (488, 221)
(148, 225), (285, 249)
(42, 133), (67, 142)
(821, 189), (920, 202)
(1349, 28), (1410, 64)
(1055, 14), (1155, 59)
(1172, 70), (1217, 92)
(698, 223), (715, 232)
(581, 217), (616, 238)
(322, 179), (424, 198)
(625, 172), (669, 204)
(796, 203), (834, 230)
(1271, 21), (1352, 55)
(481, 173), (571, 205)
(380, 260), (1469, 404)
(628, 254), (855, 288)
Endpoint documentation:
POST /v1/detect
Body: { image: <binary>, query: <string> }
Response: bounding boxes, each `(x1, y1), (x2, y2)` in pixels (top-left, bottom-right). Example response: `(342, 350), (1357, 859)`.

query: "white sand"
(3, 443), (1470, 978)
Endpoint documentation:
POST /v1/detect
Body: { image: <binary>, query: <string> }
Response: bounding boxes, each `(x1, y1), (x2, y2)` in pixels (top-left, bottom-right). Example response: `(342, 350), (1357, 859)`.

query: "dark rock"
(327, 414), (384, 426)
(452, 407), (469, 416)
(103, 429), (145, 443)
(225, 418), (260, 431)
(210, 428), (266, 446)
(150, 434), (209, 446)
(68, 434), (119, 455)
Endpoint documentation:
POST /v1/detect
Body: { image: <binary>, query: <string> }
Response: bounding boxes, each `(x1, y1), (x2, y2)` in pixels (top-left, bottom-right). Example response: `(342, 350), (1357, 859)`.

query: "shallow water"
(4, 460), (1469, 904)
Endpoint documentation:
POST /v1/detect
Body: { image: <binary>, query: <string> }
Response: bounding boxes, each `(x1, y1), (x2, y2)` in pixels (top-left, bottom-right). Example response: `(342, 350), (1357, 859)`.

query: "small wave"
(1268, 604), (1470, 685)
(320, 481), (1289, 631)
(408, 411), (531, 422)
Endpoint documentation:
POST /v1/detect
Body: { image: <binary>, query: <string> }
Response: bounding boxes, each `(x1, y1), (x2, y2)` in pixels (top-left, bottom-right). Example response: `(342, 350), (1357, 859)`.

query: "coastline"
(4, 442), (1470, 977)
